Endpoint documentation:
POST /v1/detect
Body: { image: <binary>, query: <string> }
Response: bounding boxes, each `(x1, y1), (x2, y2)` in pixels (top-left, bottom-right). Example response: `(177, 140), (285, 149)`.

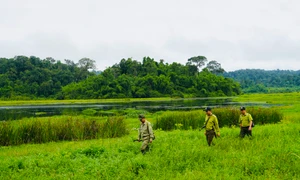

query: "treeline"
(224, 69), (300, 93)
(62, 57), (241, 99)
(0, 55), (241, 99)
(0, 56), (95, 99)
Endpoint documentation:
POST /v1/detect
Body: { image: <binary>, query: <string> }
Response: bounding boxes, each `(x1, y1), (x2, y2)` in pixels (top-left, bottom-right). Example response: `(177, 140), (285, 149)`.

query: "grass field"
(0, 97), (176, 106)
(0, 93), (299, 179)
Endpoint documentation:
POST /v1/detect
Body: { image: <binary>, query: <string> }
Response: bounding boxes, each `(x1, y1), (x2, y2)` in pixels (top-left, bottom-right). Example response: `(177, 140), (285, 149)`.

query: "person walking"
(203, 107), (220, 146)
(239, 106), (253, 138)
(138, 114), (155, 154)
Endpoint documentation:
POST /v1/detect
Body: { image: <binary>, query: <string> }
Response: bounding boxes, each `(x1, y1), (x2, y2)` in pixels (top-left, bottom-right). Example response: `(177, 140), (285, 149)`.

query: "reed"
(154, 107), (283, 130)
(0, 116), (128, 146)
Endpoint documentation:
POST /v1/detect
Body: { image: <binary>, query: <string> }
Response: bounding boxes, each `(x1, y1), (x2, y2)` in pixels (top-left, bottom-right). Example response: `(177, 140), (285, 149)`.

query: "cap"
(138, 114), (145, 119)
(240, 106), (246, 111)
(203, 107), (212, 112)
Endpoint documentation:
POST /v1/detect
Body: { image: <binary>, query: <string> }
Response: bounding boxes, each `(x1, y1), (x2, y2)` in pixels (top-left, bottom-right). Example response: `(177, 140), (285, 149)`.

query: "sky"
(1, 0), (300, 72)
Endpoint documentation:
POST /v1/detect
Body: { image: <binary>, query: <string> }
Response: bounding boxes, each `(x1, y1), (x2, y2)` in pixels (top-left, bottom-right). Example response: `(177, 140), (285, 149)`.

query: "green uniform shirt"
(204, 114), (220, 133)
(138, 120), (154, 140)
(239, 113), (253, 127)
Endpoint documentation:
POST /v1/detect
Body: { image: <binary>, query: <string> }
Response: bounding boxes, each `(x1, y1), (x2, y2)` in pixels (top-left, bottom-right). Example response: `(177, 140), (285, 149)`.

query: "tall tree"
(78, 58), (96, 70)
(206, 60), (225, 74)
(186, 56), (207, 71)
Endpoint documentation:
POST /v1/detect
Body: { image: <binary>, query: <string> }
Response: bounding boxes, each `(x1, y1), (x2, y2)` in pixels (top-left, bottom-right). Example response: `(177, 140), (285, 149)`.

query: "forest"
(224, 69), (300, 93)
(0, 56), (94, 99)
(2, 56), (300, 100)
(0, 56), (240, 99)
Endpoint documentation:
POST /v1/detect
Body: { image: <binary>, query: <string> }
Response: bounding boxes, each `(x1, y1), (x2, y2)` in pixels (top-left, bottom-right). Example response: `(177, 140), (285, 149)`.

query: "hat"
(240, 106), (246, 111)
(138, 114), (145, 119)
(203, 107), (212, 112)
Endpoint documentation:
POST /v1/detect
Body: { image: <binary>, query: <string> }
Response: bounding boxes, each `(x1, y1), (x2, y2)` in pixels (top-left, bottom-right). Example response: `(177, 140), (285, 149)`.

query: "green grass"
(0, 97), (176, 106)
(0, 122), (299, 179)
(0, 92), (299, 179)
(234, 92), (300, 105)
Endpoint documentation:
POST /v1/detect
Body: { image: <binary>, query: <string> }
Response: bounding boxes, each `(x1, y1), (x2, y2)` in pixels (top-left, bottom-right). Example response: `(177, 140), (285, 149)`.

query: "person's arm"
(147, 122), (154, 142)
(248, 114), (253, 130)
(239, 115), (242, 127)
(249, 121), (253, 130)
(214, 116), (220, 136)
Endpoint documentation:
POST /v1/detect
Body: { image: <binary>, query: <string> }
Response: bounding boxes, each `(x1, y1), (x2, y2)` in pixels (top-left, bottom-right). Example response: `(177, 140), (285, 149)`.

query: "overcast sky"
(1, 0), (299, 72)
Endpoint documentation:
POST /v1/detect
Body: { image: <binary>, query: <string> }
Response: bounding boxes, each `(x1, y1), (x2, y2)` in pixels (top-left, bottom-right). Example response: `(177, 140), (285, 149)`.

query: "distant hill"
(224, 69), (300, 93)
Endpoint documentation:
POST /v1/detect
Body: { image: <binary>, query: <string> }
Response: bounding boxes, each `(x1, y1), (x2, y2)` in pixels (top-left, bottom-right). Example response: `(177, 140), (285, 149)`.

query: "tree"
(186, 56), (207, 71)
(45, 57), (56, 64)
(0, 56), (95, 99)
(64, 59), (76, 66)
(206, 60), (225, 74)
(78, 58), (96, 70)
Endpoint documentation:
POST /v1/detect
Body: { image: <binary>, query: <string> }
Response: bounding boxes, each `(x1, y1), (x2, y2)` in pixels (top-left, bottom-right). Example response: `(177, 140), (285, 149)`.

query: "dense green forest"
(0, 56), (95, 100)
(224, 69), (300, 93)
(62, 57), (240, 99)
(2, 56), (300, 99)
(0, 56), (241, 99)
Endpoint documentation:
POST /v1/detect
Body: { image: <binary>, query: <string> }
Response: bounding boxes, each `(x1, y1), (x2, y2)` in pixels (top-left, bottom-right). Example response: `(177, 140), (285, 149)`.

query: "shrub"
(82, 108), (97, 116)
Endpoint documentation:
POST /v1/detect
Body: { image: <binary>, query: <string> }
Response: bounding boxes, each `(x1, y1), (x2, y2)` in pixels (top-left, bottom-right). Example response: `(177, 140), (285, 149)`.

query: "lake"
(0, 97), (268, 121)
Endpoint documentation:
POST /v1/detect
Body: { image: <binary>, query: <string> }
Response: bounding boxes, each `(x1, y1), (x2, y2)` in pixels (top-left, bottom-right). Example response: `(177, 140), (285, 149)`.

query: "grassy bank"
(235, 92), (300, 104)
(0, 92), (298, 106)
(0, 97), (177, 106)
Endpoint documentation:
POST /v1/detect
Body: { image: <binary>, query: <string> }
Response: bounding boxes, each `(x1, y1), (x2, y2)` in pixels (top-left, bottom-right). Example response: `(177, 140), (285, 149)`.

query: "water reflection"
(0, 97), (269, 121)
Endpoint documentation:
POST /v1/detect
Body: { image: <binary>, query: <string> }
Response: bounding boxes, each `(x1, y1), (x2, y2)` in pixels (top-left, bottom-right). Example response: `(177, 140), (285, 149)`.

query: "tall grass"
(0, 116), (128, 146)
(154, 110), (205, 130)
(155, 107), (283, 130)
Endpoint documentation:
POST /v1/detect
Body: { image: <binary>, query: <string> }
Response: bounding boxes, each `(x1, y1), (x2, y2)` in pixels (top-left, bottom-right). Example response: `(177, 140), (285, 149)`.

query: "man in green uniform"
(203, 107), (220, 146)
(239, 106), (253, 138)
(138, 114), (155, 154)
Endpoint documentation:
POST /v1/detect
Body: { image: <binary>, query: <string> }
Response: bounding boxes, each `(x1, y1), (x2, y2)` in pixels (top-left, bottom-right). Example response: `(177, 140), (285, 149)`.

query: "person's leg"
(145, 144), (150, 152)
(140, 138), (149, 154)
(206, 132), (209, 143)
(206, 130), (215, 146)
(240, 128), (246, 138)
(247, 129), (252, 138)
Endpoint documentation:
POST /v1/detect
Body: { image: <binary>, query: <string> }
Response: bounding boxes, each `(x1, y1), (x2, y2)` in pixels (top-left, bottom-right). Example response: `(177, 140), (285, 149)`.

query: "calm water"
(0, 97), (268, 121)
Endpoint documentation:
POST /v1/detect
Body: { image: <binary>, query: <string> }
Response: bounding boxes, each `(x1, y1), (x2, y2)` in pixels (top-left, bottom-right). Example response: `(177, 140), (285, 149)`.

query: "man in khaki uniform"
(138, 114), (154, 154)
(239, 106), (253, 138)
(203, 107), (220, 146)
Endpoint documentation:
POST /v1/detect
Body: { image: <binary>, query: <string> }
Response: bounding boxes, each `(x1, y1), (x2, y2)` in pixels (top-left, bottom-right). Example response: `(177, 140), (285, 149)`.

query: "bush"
(82, 108), (97, 116)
